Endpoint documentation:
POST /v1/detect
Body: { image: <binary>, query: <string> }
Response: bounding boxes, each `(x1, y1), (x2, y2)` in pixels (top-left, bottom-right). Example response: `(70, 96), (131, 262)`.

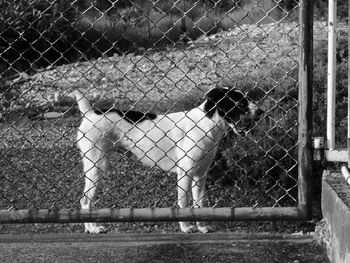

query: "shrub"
(0, 0), (77, 75)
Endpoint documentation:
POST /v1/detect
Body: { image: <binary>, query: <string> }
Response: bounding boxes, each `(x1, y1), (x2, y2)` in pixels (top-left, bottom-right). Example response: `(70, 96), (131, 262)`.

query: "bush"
(0, 0), (77, 75)
(0, 0), (297, 74)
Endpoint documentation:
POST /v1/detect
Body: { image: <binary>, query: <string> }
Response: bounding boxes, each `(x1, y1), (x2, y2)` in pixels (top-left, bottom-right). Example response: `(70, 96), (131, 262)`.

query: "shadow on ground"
(0, 232), (329, 263)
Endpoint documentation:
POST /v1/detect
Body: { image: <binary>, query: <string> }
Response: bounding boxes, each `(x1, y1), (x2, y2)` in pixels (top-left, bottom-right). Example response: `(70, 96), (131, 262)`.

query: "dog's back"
(73, 90), (221, 172)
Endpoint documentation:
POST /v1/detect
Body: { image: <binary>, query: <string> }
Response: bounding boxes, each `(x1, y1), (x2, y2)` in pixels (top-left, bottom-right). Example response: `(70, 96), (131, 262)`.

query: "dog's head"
(204, 87), (263, 134)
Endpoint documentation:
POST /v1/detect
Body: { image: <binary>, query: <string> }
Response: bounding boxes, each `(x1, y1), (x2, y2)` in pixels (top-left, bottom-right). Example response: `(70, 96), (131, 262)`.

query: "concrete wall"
(322, 171), (350, 263)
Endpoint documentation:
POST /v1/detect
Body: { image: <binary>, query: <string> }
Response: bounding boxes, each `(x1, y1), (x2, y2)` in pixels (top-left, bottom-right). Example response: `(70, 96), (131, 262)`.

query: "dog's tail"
(73, 89), (92, 115)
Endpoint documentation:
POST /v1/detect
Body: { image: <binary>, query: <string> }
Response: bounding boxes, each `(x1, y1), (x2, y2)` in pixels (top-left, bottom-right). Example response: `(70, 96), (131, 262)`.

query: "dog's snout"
(251, 109), (264, 123)
(248, 102), (263, 120)
(254, 108), (264, 118)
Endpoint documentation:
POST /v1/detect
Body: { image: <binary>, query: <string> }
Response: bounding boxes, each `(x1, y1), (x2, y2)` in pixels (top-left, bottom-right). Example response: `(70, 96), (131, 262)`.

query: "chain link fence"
(0, 0), (311, 226)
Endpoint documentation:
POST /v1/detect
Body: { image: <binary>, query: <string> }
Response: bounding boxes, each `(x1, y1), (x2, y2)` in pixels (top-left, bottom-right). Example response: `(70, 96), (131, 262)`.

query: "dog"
(74, 87), (263, 234)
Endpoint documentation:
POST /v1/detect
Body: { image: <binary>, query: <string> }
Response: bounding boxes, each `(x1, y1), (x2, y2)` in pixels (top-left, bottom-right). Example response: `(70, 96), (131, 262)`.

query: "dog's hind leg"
(79, 140), (108, 234)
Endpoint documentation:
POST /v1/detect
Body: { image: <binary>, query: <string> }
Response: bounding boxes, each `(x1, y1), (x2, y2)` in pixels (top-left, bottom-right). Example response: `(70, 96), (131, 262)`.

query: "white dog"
(74, 87), (262, 234)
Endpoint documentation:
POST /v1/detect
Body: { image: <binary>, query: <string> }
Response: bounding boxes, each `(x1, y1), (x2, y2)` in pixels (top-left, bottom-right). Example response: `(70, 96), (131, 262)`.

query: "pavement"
(0, 232), (329, 263)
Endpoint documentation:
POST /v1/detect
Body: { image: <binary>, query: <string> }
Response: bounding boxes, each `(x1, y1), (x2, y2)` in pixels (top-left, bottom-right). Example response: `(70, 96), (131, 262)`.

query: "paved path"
(0, 232), (329, 263)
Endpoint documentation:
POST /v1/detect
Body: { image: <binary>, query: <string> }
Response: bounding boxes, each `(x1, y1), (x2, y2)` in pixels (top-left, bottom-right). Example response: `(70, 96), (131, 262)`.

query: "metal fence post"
(298, 0), (313, 219)
(348, 0), (350, 167)
(327, 0), (337, 150)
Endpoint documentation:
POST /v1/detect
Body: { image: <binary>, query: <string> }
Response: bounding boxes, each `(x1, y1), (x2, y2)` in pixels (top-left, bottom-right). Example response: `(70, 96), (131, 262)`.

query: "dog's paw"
(196, 224), (215, 233)
(85, 223), (107, 234)
(182, 225), (198, 233)
(179, 223), (198, 233)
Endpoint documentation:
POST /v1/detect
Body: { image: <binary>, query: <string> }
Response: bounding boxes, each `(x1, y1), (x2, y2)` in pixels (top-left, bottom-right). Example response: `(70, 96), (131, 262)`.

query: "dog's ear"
(205, 87), (244, 105)
(204, 88), (226, 117)
(227, 89), (246, 105)
(205, 87), (225, 101)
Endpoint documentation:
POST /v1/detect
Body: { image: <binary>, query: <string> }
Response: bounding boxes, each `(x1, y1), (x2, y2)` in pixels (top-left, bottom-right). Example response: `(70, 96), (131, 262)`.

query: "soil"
(0, 233), (329, 263)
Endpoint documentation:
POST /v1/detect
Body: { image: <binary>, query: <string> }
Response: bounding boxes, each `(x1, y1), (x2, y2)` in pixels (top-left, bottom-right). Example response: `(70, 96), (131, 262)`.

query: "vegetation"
(0, 0), (298, 75)
(313, 27), (348, 148)
(0, 0), (77, 75)
(1, 0), (347, 76)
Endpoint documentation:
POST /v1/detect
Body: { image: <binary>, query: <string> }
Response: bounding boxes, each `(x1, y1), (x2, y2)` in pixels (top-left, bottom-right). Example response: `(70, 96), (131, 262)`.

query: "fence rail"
(0, 207), (303, 224)
(0, 0), (312, 228)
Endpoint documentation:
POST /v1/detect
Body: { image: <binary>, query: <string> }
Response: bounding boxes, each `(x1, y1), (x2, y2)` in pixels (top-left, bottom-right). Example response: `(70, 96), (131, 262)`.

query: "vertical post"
(327, 0), (337, 150)
(181, 0), (187, 38)
(148, 4), (151, 41)
(298, 0), (313, 219)
(348, 0), (350, 167)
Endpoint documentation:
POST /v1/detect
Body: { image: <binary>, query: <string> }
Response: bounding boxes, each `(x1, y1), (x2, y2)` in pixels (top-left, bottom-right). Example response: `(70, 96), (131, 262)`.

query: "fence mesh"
(0, 0), (300, 215)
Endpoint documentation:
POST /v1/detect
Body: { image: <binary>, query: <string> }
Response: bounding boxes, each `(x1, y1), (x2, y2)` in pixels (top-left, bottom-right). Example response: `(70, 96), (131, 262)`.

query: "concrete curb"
(322, 170), (350, 263)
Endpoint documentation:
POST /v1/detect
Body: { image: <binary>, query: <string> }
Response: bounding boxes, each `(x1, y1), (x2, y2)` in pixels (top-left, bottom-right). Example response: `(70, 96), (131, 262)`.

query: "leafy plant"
(0, 0), (77, 75)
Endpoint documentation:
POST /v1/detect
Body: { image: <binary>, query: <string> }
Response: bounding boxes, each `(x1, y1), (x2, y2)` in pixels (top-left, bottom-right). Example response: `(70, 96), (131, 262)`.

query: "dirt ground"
(0, 232), (329, 263)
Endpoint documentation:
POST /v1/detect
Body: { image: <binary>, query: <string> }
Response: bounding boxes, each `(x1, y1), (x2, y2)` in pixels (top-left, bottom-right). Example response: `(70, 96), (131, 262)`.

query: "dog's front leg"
(176, 167), (198, 233)
(80, 146), (108, 234)
(192, 174), (214, 233)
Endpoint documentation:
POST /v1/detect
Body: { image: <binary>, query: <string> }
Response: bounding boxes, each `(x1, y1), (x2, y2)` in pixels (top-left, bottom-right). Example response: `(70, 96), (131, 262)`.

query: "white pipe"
(341, 165), (350, 185)
(327, 0), (337, 150)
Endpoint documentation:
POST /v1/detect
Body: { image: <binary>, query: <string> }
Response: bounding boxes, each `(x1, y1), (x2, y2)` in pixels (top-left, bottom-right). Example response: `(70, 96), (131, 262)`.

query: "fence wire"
(0, 0), (301, 216)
